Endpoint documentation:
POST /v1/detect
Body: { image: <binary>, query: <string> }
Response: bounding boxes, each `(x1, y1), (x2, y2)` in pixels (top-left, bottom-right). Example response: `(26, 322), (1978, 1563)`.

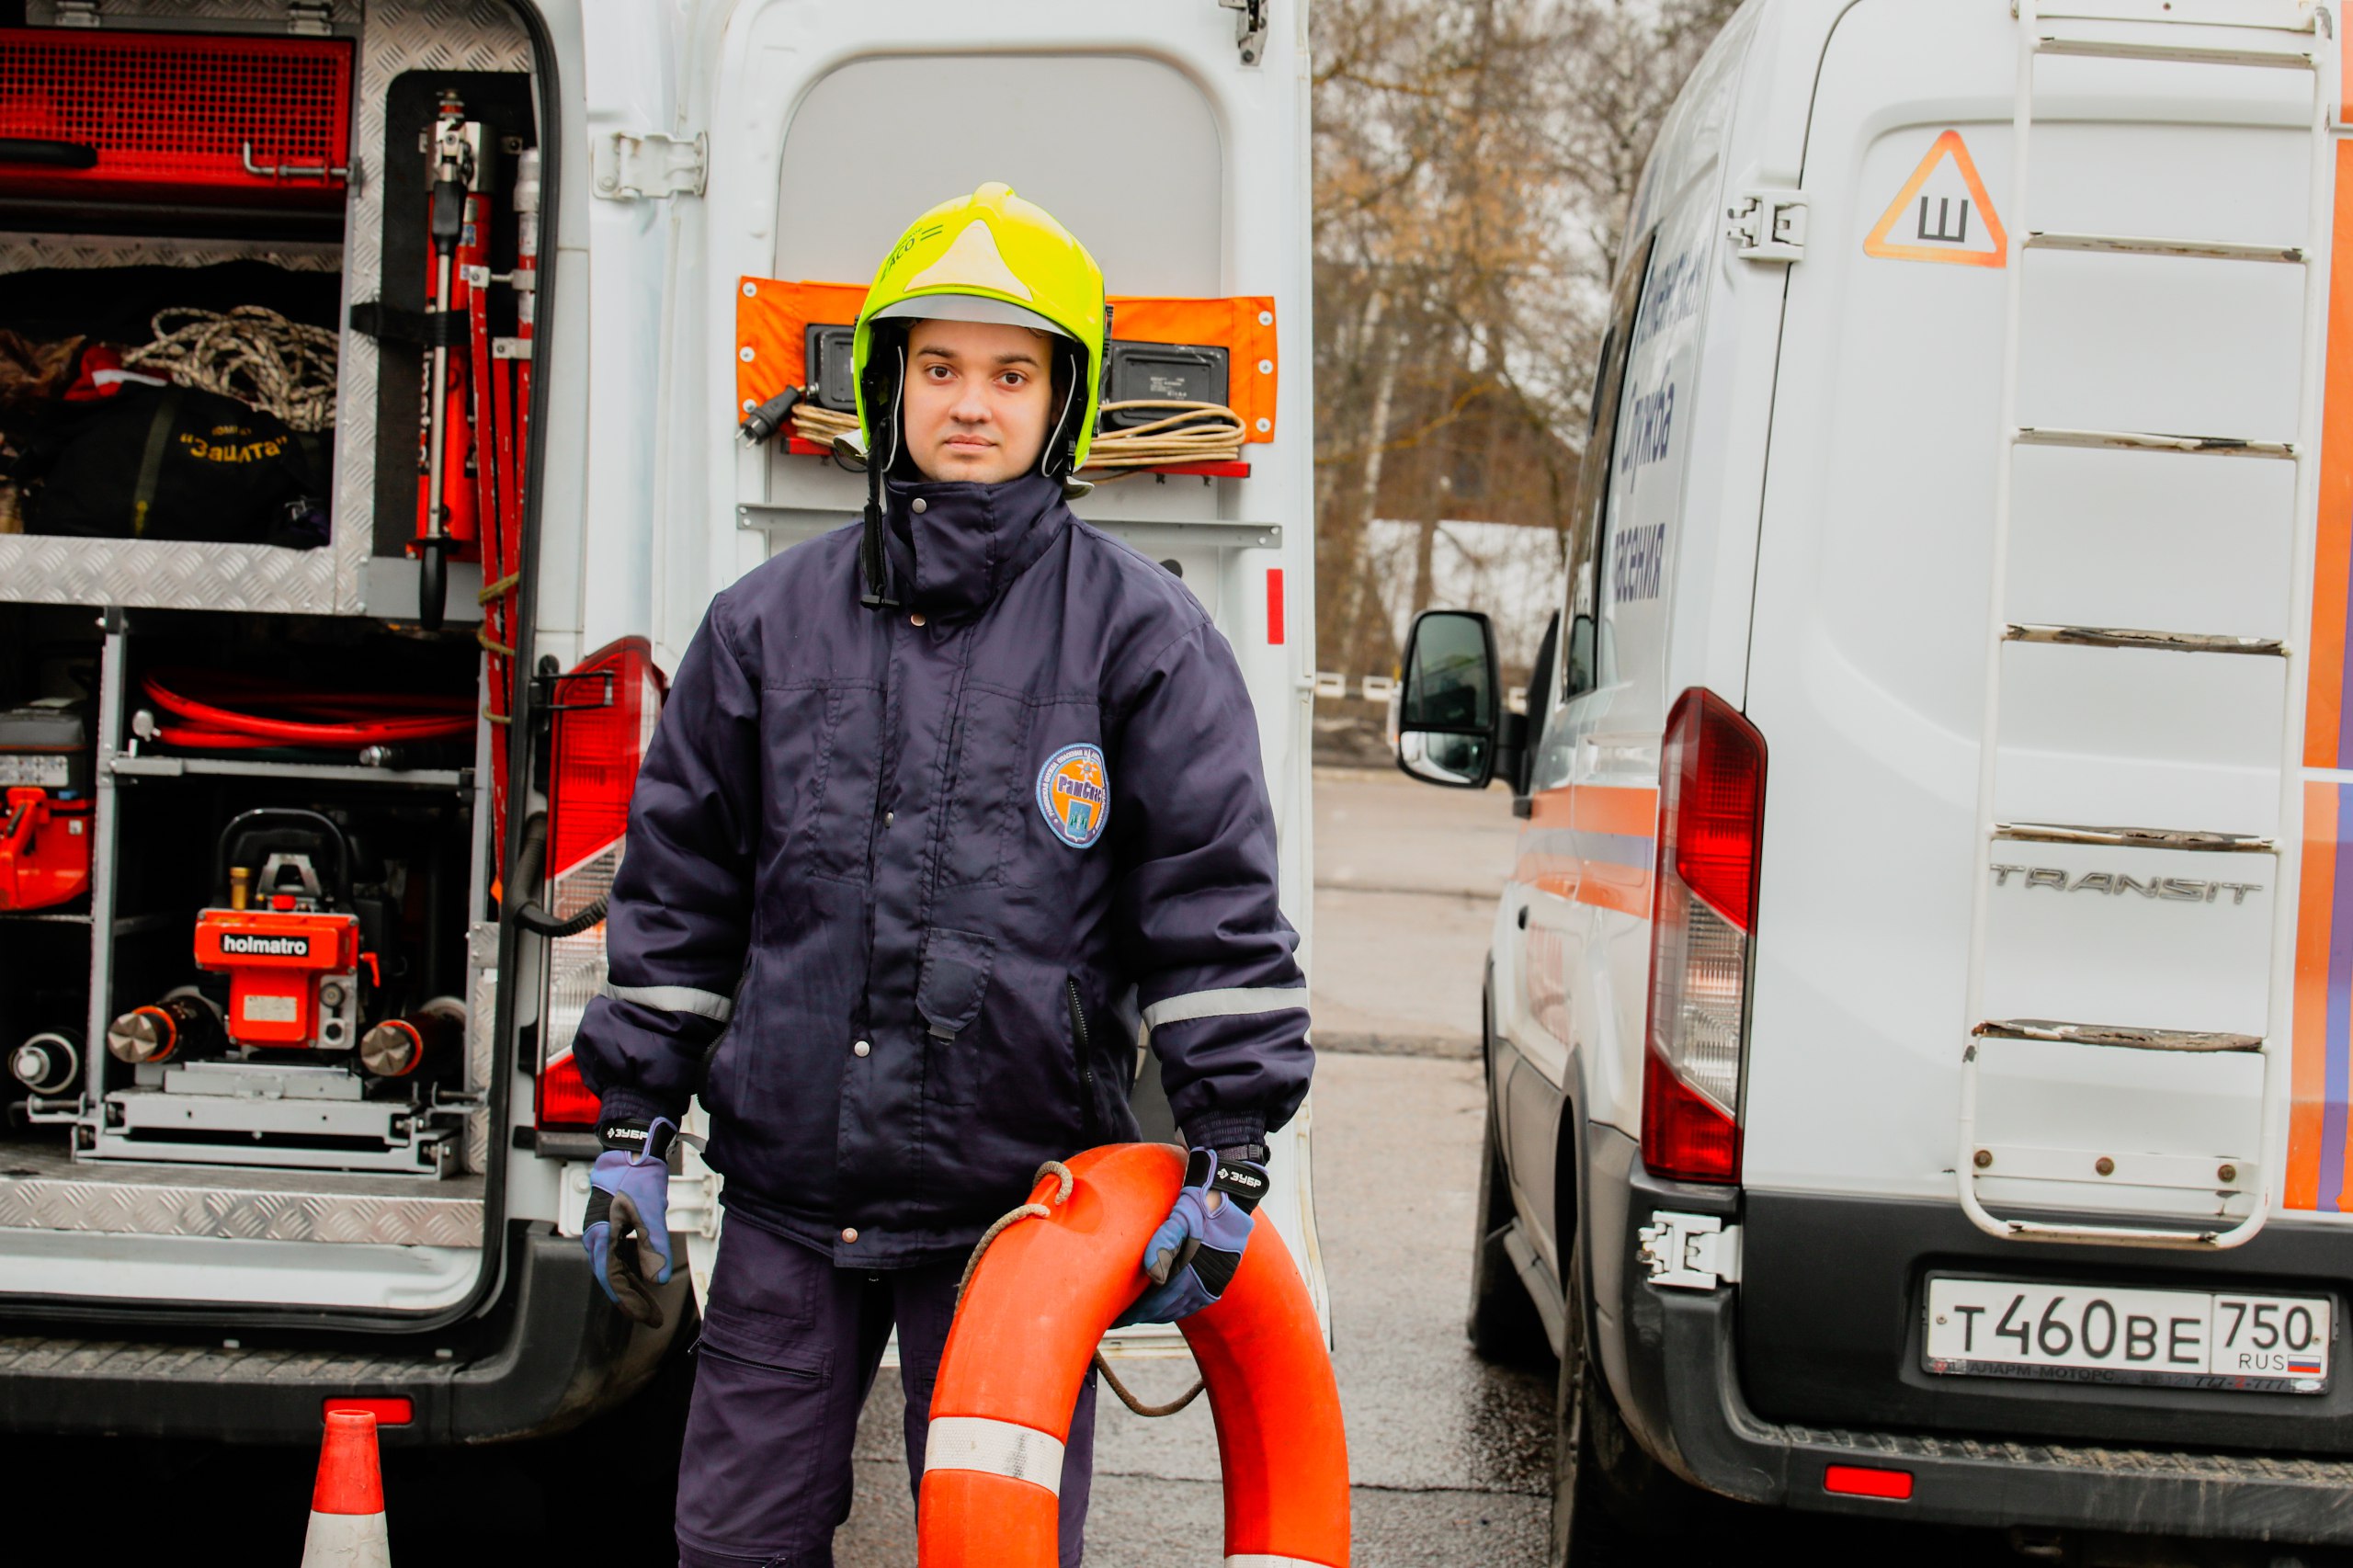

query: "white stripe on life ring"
(924, 1415), (1065, 1497)
(1226, 1557), (1339, 1567)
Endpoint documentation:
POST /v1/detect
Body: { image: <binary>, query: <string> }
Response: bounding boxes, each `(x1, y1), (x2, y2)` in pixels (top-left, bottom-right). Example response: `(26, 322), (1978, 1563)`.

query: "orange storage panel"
(735, 278), (1279, 446)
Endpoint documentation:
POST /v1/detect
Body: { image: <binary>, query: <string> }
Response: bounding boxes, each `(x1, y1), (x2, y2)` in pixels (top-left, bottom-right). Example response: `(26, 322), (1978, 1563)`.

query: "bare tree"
(1312, 0), (1741, 681)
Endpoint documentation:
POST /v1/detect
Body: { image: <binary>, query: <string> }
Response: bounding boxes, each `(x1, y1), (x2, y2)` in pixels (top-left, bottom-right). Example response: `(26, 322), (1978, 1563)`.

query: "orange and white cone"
(301, 1409), (391, 1567)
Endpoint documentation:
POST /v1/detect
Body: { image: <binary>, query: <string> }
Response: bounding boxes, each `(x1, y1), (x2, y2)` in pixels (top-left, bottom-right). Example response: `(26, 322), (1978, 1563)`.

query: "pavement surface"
(1303, 767), (1519, 1057)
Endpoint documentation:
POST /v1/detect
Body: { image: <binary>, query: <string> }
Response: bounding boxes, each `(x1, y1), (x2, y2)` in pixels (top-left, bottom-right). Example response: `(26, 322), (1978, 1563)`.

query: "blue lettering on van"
(1620, 379), (1674, 472)
(1631, 244), (1707, 352)
(1610, 521), (1667, 602)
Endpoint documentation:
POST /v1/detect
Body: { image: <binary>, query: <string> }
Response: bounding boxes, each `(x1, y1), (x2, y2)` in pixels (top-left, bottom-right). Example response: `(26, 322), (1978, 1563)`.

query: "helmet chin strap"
(858, 344), (904, 610)
(1037, 341), (1083, 481)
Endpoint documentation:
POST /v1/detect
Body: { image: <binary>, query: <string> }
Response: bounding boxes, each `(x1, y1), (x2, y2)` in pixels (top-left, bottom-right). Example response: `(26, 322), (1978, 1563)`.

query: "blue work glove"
(1114, 1146), (1269, 1326)
(584, 1117), (676, 1327)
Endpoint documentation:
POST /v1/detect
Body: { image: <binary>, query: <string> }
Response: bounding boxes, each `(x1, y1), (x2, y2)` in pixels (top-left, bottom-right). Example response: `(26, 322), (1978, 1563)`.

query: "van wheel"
(1468, 1086), (1550, 1366)
(1550, 1291), (1631, 1567)
(1552, 1242), (1722, 1563)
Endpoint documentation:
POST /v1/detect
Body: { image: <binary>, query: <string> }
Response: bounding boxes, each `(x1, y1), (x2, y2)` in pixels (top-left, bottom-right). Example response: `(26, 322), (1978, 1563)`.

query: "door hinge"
(1726, 189), (1806, 263)
(1638, 1210), (1743, 1290)
(593, 130), (707, 200)
(1219, 0), (1270, 65)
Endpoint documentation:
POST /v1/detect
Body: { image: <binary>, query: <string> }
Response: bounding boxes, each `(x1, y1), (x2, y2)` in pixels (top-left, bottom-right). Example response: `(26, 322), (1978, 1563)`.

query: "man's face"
(899, 317), (1057, 484)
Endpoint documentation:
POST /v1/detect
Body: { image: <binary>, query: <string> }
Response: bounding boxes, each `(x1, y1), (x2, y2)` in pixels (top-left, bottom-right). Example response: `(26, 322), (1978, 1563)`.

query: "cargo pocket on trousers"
(916, 927), (995, 1108)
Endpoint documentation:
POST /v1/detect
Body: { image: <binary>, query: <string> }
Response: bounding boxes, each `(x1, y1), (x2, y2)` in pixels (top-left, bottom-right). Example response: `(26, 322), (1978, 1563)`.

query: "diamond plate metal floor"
(0, 1140), (483, 1246)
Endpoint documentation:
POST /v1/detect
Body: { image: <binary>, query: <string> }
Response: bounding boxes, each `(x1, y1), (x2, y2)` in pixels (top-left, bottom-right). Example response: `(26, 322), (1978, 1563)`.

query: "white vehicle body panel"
(1486, 0), (2353, 1286)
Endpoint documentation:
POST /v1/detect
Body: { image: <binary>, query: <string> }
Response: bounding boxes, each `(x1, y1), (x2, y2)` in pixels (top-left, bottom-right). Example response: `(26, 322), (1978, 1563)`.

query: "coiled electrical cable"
(783, 397), (1246, 472)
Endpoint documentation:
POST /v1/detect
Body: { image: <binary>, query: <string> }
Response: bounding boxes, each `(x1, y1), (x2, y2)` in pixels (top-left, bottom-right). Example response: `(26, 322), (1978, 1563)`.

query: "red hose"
(141, 670), (474, 750)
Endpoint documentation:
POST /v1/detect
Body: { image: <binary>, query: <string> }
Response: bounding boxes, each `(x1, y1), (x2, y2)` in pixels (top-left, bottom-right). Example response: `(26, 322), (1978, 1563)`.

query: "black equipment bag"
(12, 381), (322, 547)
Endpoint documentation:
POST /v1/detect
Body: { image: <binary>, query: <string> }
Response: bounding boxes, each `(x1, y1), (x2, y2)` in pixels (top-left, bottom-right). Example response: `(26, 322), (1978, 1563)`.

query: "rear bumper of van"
(0, 1225), (686, 1445)
(1589, 1133), (2353, 1543)
(1635, 1282), (2353, 1541)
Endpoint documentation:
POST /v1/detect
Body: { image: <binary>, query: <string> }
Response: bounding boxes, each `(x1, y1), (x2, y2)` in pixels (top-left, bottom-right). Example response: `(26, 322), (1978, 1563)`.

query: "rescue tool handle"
(214, 807), (351, 905)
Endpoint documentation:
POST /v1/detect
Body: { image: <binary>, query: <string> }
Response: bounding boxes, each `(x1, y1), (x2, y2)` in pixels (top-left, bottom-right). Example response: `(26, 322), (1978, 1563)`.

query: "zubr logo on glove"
(1037, 743), (1109, 848)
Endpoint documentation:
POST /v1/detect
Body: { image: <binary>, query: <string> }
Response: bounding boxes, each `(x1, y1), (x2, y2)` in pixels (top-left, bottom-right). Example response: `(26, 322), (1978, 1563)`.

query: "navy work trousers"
(674, 1213), (1098, 1567)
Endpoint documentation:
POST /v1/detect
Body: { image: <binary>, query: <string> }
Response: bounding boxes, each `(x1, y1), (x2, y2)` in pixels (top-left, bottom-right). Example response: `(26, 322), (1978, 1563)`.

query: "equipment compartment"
(0, 0), (545, 1299)
(0, 0), (538, 623)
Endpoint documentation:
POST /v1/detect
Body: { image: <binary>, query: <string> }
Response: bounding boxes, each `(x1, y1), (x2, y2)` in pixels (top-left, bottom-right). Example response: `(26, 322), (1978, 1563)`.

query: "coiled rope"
(957, 1158), (1208, 1421)
(787, 398), (1245, 473)
(123, 306), (339, 433)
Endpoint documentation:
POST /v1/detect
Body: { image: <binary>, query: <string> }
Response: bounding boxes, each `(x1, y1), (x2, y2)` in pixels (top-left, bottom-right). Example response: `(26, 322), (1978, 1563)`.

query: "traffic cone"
(301, 1409), (391, 1566)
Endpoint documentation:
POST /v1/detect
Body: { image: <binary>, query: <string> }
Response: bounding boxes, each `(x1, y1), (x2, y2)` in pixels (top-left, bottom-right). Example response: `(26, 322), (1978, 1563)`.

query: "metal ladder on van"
(1958, 0), (2337, 1249)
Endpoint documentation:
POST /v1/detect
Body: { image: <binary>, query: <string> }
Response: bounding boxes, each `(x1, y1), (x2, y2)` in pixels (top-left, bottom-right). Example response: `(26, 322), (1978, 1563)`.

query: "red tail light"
(1641, 687), (1765, 1184)
(537, 638), (664, 1131)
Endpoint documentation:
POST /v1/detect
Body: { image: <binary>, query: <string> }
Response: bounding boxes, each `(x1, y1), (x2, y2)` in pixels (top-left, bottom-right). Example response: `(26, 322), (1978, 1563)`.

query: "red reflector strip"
(324, 1396), (412, 1426)
(1824, 1464), (1912, 1500)
(1267, 568), (1286, 644)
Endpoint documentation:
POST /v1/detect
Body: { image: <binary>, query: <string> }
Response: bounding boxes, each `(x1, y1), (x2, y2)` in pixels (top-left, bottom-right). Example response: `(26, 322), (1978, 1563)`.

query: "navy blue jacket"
(571, 470), (1312, 1266)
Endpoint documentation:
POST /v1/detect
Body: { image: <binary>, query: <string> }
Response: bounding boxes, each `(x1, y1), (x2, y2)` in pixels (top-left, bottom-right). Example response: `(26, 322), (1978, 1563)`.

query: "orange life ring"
(917, 1142), (1349, 1566)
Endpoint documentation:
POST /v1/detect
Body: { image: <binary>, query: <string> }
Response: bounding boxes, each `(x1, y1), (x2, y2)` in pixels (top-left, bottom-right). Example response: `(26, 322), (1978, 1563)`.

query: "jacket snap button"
(853, 1040), (870, 1057)
(909, 612), (926, 628)
(841, 1227), (858, 1244)
(883, 811), (894, 828)
(911, 497), (927, 514)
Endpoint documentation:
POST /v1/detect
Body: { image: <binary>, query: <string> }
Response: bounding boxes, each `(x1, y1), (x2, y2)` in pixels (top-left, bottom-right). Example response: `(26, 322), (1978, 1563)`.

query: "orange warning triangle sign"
(1863, 130), (2006, 267)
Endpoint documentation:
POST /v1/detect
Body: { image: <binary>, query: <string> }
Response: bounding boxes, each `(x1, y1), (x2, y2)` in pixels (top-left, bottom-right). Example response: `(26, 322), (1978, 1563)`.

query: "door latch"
(593, 130), (707, 200)
(1638, 1210), (1743, 1290)
(1219, 0), (1270, 65)
(1725, 189), (1807, 263)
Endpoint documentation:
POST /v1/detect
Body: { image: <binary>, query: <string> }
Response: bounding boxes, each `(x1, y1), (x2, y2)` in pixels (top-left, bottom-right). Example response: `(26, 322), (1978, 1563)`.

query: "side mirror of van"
(1395, 609), (1508, 789)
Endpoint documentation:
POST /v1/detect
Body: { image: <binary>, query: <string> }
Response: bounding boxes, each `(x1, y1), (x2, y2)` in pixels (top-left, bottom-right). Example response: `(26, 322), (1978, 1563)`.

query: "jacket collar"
(880, 469), (1068, 618)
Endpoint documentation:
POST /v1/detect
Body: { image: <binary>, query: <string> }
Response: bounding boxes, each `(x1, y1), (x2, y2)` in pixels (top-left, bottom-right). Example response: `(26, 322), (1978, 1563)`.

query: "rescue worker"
(568, 184), (1313, 1566)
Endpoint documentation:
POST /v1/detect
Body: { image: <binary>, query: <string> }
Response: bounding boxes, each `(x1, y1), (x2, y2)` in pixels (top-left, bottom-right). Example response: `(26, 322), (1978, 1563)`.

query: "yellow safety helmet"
(853, 182), (1108, 475)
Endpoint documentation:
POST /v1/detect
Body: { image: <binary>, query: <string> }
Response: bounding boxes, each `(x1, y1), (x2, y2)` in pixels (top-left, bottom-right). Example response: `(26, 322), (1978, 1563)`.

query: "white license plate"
(1923, 1277), (2332, 1394)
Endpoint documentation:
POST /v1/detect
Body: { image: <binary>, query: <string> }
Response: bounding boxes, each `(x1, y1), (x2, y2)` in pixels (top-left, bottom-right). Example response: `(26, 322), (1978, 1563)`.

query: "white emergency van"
(1394, 0), (2353, 1556)
(0, 0), (1321, 1522)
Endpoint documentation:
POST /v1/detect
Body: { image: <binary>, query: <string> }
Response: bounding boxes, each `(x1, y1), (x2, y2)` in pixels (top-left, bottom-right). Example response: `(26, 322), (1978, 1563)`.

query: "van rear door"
(661, 0), (1327, 1339)
(1746, 0), (2331, 1234)
(1740, 0), (2347, 1434)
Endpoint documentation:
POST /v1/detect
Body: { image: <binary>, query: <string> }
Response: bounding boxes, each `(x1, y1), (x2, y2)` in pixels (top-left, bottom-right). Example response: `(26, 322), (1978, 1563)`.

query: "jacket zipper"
(1067, 978), (1100, 1144)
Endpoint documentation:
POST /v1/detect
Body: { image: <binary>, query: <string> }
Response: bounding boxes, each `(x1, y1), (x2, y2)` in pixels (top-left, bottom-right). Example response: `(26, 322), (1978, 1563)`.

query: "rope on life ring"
(955, 1158), (1208, 1420)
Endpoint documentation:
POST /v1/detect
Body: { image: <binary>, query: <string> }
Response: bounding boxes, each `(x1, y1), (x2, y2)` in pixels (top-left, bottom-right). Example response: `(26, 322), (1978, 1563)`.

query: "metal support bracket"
(1219, 0), (1270, 65)
(593, 131), (708, 200)
(1726, 189), (1808, 262)
(1638, 1210), (1743, 1290)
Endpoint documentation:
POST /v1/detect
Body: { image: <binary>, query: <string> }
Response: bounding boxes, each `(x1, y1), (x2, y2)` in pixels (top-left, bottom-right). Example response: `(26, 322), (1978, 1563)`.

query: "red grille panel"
(0, 27), (353, 207)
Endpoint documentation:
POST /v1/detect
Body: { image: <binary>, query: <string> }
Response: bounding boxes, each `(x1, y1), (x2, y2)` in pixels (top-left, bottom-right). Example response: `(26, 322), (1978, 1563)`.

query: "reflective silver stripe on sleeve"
(1226, 1558), (1340, 1568)
(601, 983), (734, 1023)
(1141, 986), (1310, 1029)
(922, 1415), (1064, 1496)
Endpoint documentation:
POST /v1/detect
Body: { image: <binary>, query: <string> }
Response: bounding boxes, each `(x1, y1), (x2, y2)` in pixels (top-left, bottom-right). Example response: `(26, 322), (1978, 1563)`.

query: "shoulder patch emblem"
(1037, 743), (1110, 849)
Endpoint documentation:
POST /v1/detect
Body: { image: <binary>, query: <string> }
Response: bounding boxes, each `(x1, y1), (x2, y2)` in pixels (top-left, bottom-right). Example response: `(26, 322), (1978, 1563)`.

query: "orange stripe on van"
(1575, 862), (1654, 917)
(1517, 781), (1659, 915)
(2288, 780), (2336, 1212)
(1569, 782), (1660, 840)
(2302, 142), (2353, 769)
